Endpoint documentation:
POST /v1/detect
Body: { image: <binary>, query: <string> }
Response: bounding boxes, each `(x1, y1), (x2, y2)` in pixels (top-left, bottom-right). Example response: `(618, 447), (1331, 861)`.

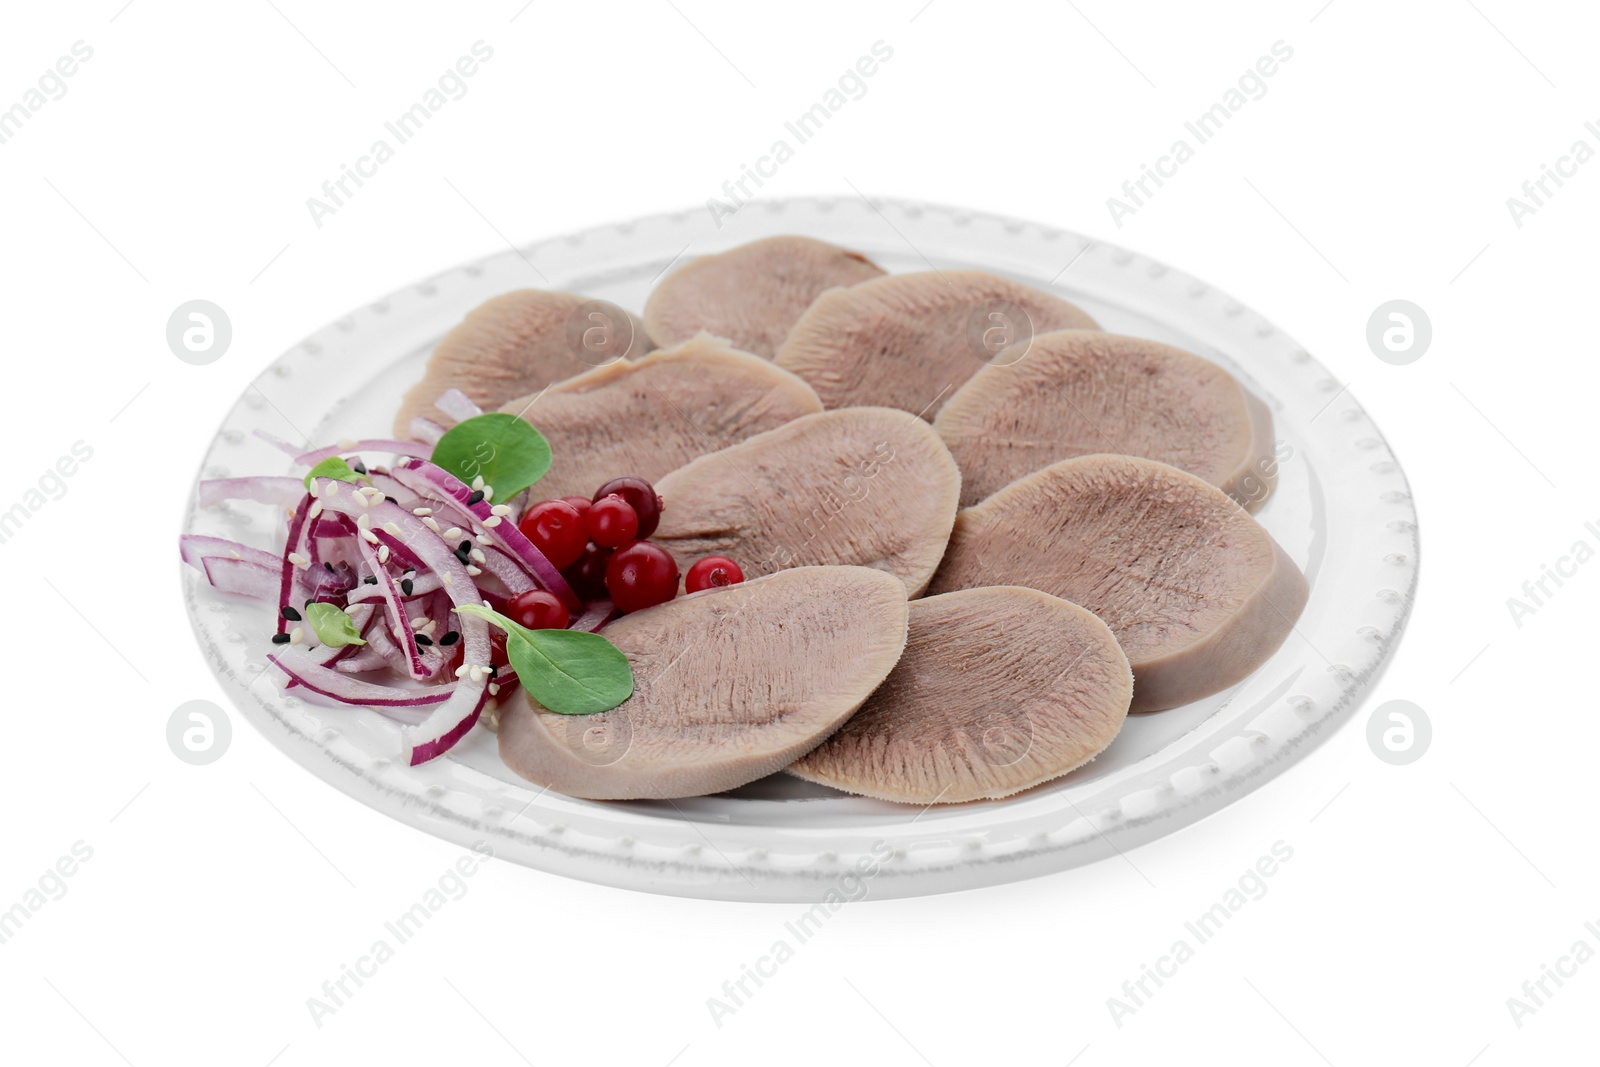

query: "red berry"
(505, 589), (569, 631)
(517, 500), (587, 569)
(593, 476), (663, 538)
(605, 541), (680, 613)
(559, 496), (593, 522)
(563, 542), (610, 600)
(586, 494), (639, 548)
(685, 555), (744, 593)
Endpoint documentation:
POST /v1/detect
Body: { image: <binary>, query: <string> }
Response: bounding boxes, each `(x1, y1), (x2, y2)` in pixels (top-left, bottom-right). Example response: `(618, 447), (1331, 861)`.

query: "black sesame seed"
(281, 606), (302, 622)
(324, 561), (335, 572)
(439, 631), (460, 646)
(384, 495), (398, 504)
(364, 576), (378, 585)
(454, 541), (472, 564)
(488, 664), (499, 678)
(351, 459), (368, 474)
(415, 634), (434, 647)
(400, 578), (414, 596)
(466, 490), (485, 506)
(271, 633), (291, 645)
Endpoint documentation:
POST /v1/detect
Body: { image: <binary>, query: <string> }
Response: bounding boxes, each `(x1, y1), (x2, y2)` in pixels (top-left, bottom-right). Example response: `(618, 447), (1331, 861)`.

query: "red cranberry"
(586, 494), (639, 548)
(563, 542), (610, 600)
(505, 589), (569, 631)
(517, 500), (588, 569)
(685, 555), (744, 593)
(605, 541), (680, 613)
(592, 476), (663, 538)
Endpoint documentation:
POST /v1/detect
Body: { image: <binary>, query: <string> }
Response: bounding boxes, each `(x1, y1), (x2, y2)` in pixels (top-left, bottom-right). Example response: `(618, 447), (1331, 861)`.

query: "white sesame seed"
(441, 572), (453, 586)
(411, 616), (429, 630)
(471, 475), (484, 490)
(469, 548), (487, 563)
(444, 527), (462, 540)
(287, 552), (310, 567)
(337, 437), (358, 450)
(465, 565), (483, 577)
(491, 504), (512, 517)
(412, 507), (433, 517)
(383, 521), (403, 536)
(356, 513), (371, 529)
(377, 544), (390, 564)
(361, 529), (380, 545)
(352, 492), (370, 508)
(488, 683), (501, 696)
(421, 619), (437, 634)
(469, 665), (485, 683)
(455, 664), (469, 678)
(482, 516), (502, 528)
(322, 480), (341, 498)
(422, 517), (440, 532)
(228, 549), (242, 559)
(481, 485), (495, 503)
(290, 626), (305, 645)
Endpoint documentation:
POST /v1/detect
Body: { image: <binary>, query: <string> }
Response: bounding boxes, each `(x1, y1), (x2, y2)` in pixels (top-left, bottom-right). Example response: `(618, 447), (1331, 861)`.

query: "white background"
(1, 1), (1594, 1064)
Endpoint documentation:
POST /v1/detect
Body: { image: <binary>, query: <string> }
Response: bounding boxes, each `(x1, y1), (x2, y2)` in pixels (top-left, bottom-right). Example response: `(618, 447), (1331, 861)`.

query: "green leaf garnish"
(304, 456), (369, 489)
(305, 602), (366, 648)
(431, 413), (552, 501)
(456, 604), (633, 715)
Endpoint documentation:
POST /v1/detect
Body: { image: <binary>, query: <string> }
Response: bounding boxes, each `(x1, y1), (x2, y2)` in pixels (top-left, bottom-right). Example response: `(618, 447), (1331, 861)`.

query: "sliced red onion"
(348, 570), (442, 602)
(293, 439), (432, 466)
(315, 486), (491, 764)
(571, 599), (617, 633)
(352, 533), (430, 680)
(277, 491), (316, 631)
(433, 388), (482, 423)
(199, 557), (279, 600)
(389, 459), (579, 612)
(269, 649), (457, 707)
(253, 429), (303, 456)
(335, 647), (390, 674)
(199, 476), (306, 509)
(476, 544), (535, 595)
(409, 417), (445, 445)
(180, 535), (280, 572)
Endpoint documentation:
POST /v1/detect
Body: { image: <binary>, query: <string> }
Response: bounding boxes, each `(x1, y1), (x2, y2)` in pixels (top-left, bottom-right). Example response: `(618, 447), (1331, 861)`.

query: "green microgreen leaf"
(455, 603), (632, 715)
(430, 413), (552, 501)
(303, 456), (369, 489)
(304, 601), (366, 648)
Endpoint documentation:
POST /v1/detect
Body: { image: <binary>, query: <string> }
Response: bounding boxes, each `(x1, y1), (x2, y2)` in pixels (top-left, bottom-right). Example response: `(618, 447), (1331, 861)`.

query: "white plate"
(182, 196), (1418, 901)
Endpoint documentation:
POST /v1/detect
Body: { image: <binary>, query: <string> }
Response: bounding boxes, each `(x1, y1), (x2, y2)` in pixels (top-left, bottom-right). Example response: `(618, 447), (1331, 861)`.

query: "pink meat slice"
(651, 406), (962, 596)
(496, 566), (910, 800)
(935, 330), (1279, 510)
(497, 332), (822, 501)
(393, 290), (651, 438)
(774, 270), (1098, 420)
(643, 235), (885, 357)
(928, 454), (1308, 712)
(788, 587), (1132, 804)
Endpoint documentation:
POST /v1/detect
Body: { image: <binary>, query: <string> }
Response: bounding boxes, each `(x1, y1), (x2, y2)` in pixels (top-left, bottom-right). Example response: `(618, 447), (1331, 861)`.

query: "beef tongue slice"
(929, 454), (1308, 712)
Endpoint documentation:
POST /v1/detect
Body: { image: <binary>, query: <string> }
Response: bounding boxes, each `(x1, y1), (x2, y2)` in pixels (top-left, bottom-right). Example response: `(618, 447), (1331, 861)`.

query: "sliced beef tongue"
(643, 236), (885, 358)
(928, 454), (1309, 712)
(496, 332), (822, 501)
(788, 587), (1132, 804)
(774, 269), (1098, 421)
(393, 289), (652, 439)
(651, 406), (962, 596)
(496, 566), (911, 800)
(935, 329), (1279, 510)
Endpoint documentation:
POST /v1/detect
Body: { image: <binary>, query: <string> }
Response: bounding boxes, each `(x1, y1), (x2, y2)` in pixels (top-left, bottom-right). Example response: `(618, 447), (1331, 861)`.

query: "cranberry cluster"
(516, 475), (743, 616)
